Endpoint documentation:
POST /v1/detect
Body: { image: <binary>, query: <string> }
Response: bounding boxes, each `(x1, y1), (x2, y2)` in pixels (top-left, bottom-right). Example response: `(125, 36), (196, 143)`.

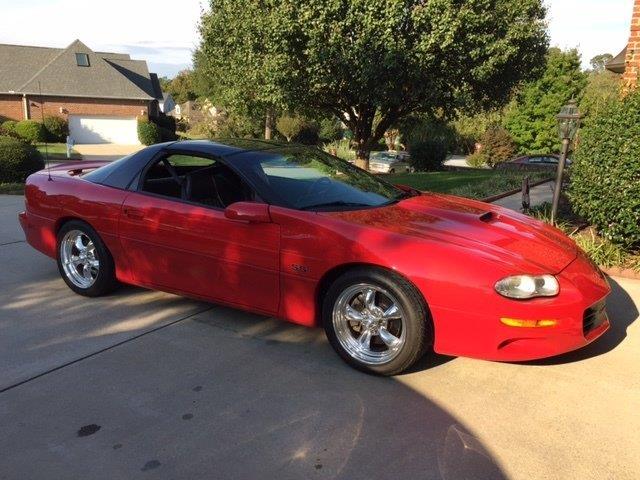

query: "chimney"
(623, 0), (640, 88)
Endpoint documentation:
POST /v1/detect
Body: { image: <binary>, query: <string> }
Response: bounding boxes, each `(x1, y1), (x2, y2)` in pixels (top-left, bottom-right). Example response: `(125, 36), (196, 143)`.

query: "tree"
(580, 70), (621, 124)
(158, 76), (172, 91)
(450, 108), (507, 154)
(479, 126), (516, 167)
(165, 70), (198, 104)
(276, 115), (306, 142)
(504, 48), (587, 154)
(384, 129), (400, 151)
(589, 53), (614, 72)
(318, 117), (343, 143)
(196, 0), (548, 169)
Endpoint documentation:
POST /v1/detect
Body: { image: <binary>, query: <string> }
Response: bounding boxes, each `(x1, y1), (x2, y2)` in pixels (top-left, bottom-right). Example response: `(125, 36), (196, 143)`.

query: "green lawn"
(382, 170), (550, 199)
(35, 143), (82, 161)
(382, 170), (496, 192)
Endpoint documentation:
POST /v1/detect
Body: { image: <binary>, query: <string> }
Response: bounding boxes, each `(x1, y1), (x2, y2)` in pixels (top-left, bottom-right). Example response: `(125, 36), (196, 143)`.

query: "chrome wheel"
(332, 283), (406, 365)
(60, 229), (99, 289)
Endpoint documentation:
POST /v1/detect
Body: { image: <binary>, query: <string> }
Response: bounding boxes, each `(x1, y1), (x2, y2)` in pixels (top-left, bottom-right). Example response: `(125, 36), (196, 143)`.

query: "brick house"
(0, 39), (163, 144)
(606, 0), (640, 88)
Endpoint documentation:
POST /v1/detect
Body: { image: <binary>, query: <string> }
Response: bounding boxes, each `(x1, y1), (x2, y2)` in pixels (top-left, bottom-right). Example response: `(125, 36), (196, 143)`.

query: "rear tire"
(322, 267), (432, 375)
(56, 220), (117, 297)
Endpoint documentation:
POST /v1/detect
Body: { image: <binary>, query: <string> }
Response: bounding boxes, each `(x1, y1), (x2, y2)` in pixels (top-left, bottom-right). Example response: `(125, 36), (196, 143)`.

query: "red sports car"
(19, 140), (610, 375)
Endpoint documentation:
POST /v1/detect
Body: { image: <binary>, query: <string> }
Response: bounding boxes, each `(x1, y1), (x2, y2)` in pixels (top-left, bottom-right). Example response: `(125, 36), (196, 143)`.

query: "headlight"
(494, 274), (559, 299)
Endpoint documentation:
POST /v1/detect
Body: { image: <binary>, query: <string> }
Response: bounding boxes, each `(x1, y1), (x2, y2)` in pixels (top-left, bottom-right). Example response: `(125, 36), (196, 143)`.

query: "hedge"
(15, 120), (47, 143)
(569, 90), (640, 247)
(0, 136), (45, 182)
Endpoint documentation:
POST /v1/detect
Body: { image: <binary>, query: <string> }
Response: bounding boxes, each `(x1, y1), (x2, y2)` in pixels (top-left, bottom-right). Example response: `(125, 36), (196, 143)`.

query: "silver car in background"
(369, 151), (413, 173)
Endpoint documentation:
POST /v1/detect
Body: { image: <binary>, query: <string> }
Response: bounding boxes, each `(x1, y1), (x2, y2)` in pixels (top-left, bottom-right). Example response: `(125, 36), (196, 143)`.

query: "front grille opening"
(583, 300), (606, 336)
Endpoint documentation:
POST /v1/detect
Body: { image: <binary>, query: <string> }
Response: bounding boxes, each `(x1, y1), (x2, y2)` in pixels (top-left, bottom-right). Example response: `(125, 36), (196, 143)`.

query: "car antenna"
(38, 81), (52, 181)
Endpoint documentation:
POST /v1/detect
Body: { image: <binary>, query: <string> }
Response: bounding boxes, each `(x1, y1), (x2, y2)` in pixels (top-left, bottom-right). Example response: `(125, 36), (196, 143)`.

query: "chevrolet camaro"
(19, 140), (610, 375)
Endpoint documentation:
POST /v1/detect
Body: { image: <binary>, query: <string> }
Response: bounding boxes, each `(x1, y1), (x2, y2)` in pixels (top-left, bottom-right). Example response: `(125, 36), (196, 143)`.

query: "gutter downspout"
(22, 94), (30, 120)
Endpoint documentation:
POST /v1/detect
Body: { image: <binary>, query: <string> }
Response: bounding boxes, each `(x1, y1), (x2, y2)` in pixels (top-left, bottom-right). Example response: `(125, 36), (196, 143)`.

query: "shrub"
(15, 120), (46, 143)
(294, 121), (319, 145)
(466, 152), (487, 168)
(408, 139), (447, 171)
(1, 120), (17, 136)
(43, 116), (68, 142)
(0, 135), (44, 182)
(319, 117), (342, 142)
(323, 139), (355, 162)
(137, 119), (161, 145)
(479, 126), (515, 168)
(569, 90), (640, 247)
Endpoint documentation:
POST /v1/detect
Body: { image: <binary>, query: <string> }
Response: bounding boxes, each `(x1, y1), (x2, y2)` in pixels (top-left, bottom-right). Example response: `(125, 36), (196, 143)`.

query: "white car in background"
(369, 151), (413, 173)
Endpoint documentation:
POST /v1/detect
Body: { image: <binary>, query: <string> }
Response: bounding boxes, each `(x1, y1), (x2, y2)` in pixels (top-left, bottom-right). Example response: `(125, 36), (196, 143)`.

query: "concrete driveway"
(1, 194), (638, 480)
(72, 144), (144, 161)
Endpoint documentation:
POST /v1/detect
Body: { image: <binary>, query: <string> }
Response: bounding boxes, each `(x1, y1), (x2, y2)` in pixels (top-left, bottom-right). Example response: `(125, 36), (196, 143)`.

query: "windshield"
(231, 147), (405, 211)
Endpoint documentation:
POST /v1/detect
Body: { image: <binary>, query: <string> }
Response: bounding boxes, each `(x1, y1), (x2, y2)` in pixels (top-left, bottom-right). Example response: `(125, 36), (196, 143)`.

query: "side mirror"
(224, 202), (271, 223)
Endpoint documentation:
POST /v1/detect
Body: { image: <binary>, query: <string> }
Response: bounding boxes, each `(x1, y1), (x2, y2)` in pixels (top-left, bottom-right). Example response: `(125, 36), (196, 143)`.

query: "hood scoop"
(479, 211), (496, 223)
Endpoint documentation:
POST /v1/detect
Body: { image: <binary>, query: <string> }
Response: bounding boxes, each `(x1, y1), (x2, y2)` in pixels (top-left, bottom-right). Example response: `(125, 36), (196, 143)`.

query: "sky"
(0, 0), (634, 78)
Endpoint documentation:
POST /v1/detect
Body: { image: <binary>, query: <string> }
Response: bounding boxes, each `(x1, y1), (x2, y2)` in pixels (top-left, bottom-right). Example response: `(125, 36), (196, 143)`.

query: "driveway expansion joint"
(0, 305), (214, 395)
(0, 240), (26, 247)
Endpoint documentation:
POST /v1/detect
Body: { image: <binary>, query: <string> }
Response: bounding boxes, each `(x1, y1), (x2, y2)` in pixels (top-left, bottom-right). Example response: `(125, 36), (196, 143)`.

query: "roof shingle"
(0, 39), (157, 100)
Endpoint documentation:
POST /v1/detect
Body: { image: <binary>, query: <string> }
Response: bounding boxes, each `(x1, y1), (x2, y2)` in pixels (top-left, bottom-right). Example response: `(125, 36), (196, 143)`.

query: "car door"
(118, 152), (280, 314)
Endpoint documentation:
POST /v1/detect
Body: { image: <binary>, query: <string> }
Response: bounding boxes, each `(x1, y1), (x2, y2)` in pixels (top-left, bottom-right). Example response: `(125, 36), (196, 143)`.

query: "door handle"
(123, 207), (144, 220)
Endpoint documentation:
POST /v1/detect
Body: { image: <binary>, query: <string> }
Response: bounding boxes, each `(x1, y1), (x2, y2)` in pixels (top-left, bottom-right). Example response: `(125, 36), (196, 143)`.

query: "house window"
(75, 53), (90, 67)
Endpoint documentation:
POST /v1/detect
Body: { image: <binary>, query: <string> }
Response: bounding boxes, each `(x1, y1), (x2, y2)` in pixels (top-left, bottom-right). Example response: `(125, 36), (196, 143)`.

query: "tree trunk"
(354, 139), (370, 170)
(264, 107), (274, 140)
(353, 123), (372, 170)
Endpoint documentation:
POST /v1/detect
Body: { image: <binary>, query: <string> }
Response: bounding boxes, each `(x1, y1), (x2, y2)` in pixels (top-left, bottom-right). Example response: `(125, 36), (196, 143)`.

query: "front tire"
(56, 220), (117, 297)
(322, 267), (432, 375)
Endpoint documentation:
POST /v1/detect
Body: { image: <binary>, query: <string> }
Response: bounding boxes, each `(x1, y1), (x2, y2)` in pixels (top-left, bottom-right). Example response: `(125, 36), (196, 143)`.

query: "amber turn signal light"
(500, 318), (557, 328)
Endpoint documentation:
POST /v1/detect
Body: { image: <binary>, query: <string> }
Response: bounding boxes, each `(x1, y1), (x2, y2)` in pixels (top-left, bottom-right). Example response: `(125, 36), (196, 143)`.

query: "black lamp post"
(551, 100), (581, 223)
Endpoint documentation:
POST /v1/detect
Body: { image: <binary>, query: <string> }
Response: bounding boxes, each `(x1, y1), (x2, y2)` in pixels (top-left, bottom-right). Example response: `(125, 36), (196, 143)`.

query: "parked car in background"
(500, 154), (572, 169)
(369, 151), (413, 173)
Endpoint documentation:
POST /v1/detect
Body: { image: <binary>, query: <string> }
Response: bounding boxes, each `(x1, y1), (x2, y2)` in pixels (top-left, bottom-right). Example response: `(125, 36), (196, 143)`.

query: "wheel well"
(315, 263), (431, 325)
(55, 216), (93, 234)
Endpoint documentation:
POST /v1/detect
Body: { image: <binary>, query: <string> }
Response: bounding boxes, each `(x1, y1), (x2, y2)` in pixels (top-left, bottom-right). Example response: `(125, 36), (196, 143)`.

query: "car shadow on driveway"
(1, 304), (509, 480)
(516, 277), (638, 366)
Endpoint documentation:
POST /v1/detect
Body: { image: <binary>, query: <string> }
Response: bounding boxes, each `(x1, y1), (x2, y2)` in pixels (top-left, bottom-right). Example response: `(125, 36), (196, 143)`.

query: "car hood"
(322, 193), (577, 274)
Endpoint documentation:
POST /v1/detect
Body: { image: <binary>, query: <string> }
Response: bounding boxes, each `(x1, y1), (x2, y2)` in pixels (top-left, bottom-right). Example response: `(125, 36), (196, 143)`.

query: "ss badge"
(290, 264), (309, 274)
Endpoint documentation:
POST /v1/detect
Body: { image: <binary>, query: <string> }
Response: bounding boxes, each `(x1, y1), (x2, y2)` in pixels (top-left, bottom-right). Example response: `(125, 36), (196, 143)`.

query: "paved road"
(1, 195), (638, 479)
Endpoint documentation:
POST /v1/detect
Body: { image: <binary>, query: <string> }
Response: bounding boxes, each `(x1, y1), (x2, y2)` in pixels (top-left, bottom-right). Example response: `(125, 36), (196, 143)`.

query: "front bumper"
(432, 251), (611, 361)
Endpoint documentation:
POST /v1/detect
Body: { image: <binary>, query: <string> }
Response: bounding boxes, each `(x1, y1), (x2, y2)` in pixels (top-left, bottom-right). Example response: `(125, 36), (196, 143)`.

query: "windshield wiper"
(300, 201), (373, 211)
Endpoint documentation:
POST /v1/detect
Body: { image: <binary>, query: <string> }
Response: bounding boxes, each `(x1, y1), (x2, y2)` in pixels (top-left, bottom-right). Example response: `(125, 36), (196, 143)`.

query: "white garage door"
(69, 115), (139, 144)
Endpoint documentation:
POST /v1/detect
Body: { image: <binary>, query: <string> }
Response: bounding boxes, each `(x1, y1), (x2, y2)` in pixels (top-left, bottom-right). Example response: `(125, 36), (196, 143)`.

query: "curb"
(482, 178), (554, 203)
(601, 266), (640, 281)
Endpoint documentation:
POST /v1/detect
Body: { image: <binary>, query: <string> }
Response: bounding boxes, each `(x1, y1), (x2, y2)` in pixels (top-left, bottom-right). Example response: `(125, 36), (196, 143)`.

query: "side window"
(140, 153), (255, 208)
(528, 156), (543, 164)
